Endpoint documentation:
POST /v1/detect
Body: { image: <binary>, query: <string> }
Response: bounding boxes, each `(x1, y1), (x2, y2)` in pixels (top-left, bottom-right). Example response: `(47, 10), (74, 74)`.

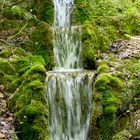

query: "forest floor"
(0, 85), (15, 140)
(103, 36), (140, 74)
(0, 36), (140, 140)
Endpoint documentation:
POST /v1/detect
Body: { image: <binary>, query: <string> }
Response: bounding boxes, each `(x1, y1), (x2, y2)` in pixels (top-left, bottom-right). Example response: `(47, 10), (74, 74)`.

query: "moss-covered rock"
(8, 54), (49, 140)
(95, 73), (123, 91)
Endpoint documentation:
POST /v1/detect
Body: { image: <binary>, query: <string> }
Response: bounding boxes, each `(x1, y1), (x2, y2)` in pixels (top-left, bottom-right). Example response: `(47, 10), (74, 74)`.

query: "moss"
(16, 123), (47, 140)
(25, 100), (45, 118)
(116, 115), (129, 132)
(21, 64), (46, 80)
(7, 54), (49, 139)
(3, 75), (20, 93)
(14, 58), (30, 71)
(13, 48), (27, 56)
(97, 63), (109, 74)
(0, 50), (12, 58)
(94, 73), (123, 91)
(31, 22), (52, 48)
(14, 100), (48, 140)
(18, 66), (31, 75)
(15, 94), (30, 110)
(0, 58), (17, 75)
(103, 90), (119, 106)
(29, 55), (46, 66)
(28, 80), (44, 91)
(131, 126), (140, 137)
(104, 106), (117, 114)
(93, 67), (123, 139)
(112, 130), (130, 140)
(81, 15), (140, 69)
(33, 0), (53, 23)
(29, 64), (46, 74)
(98, 115), (116, 140)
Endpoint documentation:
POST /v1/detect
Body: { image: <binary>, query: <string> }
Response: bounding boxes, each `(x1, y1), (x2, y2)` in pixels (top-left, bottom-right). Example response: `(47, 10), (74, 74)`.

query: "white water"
(54, 0), (73, 26)
(53, 26), (82, 70)
(46, 72), (94, 140)
(46, 0), (94, 139)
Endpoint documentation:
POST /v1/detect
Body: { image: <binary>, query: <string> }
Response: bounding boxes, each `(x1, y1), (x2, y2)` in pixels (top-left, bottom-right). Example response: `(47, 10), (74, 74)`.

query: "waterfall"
(46, 0), (94, 140)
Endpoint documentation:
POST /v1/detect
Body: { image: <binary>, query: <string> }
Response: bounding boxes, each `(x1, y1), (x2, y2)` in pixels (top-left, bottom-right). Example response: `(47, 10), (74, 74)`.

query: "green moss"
(3, 75), (20, 93)
(131, 126), (140, 137)
(7, 55), (49, 139)
(31, 22), (52, 48)
(18, 66), (31, 75)
(25, 100), (45, 118)
(0, 50), (12, 58)
(0, 58), (17, 75)
(14, 100), (48, 140)
(16, 94), (30, 110)
(97, 63), (109, 74)
(22, 64), (46, 80)
(13, 48), (27, 56)
(95, 73), (123, 91)
(33, 0), (53, 23)
(112, 130), (130, 140)
(14, 58), (30, 71)
(81, 15), (140, 69)
(17, 123), (47, 140)
(116, 115), (129, 132)
(103, 90), (120, 106)
(29, 55), (46, 66)
(104, 106), (117, 114)
(98, 115), (116, 140)
(29, 80), (44, 91)
(29, 64), (46, 74)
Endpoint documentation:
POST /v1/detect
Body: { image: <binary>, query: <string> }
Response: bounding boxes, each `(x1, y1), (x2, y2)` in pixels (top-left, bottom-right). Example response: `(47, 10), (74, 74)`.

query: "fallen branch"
(8, 0), (27, 8)
(8, 22), (27, 40)
(0, 39), (14, 47)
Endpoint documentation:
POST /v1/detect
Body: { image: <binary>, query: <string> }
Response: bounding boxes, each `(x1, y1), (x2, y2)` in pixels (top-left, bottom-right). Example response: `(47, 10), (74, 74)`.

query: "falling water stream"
(46, 0), (94, 139)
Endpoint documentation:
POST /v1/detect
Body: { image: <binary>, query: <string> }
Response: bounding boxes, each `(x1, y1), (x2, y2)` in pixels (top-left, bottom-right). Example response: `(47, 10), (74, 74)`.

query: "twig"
(0, 39), (14, 47)
(8, 0), (27, 8)
(8, 22), (28, 40)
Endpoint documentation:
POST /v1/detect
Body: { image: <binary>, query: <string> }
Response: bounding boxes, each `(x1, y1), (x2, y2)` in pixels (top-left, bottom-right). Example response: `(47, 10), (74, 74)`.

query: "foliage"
(82, 15), (140, 69)
(74, 0), (140, 23)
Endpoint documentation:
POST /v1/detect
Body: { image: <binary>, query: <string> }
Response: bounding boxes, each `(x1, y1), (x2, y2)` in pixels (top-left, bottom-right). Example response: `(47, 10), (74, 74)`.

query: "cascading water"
(46, 0), (94, 139)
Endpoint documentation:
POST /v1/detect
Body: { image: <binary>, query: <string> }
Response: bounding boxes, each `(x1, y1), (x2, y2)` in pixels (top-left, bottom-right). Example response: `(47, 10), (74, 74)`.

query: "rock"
(0, 132), (5, 139)
(0, 93), (4, 99)
(0, 121), (6, 126)
(0, 85), (4, 93)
